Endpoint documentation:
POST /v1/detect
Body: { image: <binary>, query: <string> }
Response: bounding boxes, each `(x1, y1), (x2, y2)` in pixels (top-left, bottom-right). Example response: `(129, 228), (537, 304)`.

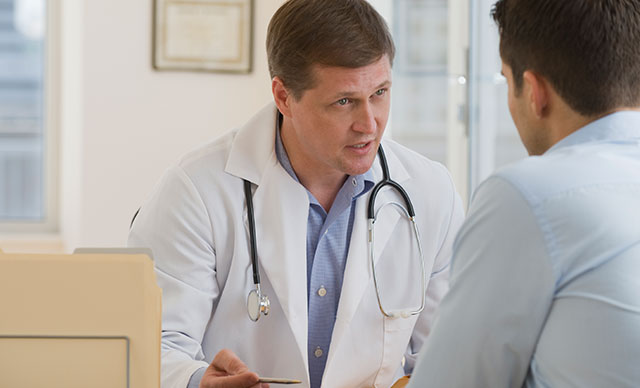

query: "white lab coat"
(128, 103), (464, 388)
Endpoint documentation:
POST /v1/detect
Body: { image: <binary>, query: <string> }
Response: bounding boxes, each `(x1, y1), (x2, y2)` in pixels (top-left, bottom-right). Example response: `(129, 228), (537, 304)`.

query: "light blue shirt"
(407, 111), (640, 388)
(189, 114), (374, 388)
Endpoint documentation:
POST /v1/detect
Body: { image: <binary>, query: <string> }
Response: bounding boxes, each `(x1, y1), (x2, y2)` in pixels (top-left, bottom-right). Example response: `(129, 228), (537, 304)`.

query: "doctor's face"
(280, 55), (392, 180)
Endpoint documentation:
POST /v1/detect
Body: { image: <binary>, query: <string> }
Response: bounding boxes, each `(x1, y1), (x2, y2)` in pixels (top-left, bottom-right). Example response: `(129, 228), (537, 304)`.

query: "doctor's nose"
(352, 102), (377, 134)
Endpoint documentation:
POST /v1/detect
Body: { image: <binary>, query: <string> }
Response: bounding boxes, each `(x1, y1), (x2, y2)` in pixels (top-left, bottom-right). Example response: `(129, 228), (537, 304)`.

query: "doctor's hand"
(199, 349), (269, 388)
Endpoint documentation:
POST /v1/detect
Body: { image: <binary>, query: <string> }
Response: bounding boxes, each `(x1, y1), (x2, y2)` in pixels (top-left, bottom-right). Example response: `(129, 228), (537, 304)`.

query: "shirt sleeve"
(406, 176), (556, 388)
(187, 367), (207, 388)
(128, 166), (215, 387)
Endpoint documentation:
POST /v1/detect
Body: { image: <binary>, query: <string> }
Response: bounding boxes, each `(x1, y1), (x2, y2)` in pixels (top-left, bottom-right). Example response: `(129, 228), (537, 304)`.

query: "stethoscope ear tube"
(368, 145), (426, 319)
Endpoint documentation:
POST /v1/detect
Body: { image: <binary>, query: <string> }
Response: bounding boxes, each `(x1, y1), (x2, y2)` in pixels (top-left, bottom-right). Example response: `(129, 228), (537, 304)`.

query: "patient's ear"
(523, 70), (549, 119)
(272, 77), (292, 117)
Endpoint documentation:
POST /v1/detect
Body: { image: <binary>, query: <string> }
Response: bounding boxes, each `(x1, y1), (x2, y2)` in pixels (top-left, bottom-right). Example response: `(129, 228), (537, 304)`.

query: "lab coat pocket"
(383, 314), (418, 332)
(373, 316), (417, 387)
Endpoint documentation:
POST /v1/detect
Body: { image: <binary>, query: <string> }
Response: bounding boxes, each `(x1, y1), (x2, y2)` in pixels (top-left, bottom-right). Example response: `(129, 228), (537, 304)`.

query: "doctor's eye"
(375, 88), (387, 96)
(336, 98), (350, 106)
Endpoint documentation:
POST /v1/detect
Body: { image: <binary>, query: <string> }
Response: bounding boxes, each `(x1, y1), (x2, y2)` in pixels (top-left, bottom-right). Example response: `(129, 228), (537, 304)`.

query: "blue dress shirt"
(407, 111), (640, 387)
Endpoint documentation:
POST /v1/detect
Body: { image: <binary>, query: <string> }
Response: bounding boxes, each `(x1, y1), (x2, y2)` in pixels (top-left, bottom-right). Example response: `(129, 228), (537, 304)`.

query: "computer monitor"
(0, 250), (161, 388)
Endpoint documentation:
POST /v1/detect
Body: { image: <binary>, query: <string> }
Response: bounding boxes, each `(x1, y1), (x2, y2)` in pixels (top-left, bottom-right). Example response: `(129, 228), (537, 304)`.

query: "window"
(373, 0), (527, 204)
(0, 0), (56, 232)
(467, 0), (527, 189)
(389, 0), (470, 201)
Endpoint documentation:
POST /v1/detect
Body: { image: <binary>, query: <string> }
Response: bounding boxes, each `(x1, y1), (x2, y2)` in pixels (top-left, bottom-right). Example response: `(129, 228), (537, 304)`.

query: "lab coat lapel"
(225, 103), (278, 185)
(226, 103), (310, 376)
(252, 166), (310, 372)
(324, 145), (411, 380)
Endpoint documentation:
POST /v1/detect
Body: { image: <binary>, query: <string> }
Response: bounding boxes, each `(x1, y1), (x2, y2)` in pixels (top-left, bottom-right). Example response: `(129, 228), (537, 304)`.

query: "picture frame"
(153, 0), (253, 73)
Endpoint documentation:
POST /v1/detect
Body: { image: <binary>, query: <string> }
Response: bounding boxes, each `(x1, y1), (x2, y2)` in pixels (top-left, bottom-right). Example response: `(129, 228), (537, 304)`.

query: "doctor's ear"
(272, 77), (293, 117)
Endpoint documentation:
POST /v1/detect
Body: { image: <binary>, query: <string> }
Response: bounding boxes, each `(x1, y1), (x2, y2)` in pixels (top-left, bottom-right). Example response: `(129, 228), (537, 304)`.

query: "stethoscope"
(244, 144), (427, 322)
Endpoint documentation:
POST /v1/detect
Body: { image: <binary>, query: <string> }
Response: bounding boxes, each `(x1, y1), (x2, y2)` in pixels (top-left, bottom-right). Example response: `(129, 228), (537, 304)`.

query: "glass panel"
(0, 0), (45, 221)
(391, 0), (449, 166)
(468, 0), (527, 193)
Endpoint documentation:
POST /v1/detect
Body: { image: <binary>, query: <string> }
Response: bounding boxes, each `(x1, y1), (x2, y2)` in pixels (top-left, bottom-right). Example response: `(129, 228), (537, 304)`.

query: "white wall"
(60, 0), (285, 251)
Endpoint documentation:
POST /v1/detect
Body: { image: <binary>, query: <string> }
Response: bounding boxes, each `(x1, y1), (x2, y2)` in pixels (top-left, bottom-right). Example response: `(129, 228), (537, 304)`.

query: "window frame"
(0, 0), (59, 234)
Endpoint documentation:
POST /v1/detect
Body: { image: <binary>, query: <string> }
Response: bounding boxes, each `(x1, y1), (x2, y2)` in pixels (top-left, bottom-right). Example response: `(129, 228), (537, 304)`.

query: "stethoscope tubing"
(368, 146), (426, 318)
(244, 179), (261, 286)
(244, 144), (426, 320)
(367, 146), (416, 219)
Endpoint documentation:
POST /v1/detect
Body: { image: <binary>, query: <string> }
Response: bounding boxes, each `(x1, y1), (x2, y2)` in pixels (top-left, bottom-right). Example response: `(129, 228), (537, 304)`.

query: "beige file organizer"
(0, 252), (161, 388)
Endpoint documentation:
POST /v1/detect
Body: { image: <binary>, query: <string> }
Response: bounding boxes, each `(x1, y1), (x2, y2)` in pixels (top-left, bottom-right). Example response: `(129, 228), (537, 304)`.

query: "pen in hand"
(258, 377), (301, 384)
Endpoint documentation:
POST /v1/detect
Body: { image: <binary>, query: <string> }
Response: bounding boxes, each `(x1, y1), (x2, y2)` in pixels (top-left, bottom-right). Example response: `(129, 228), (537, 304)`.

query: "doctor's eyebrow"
(330, 80), (391, 99)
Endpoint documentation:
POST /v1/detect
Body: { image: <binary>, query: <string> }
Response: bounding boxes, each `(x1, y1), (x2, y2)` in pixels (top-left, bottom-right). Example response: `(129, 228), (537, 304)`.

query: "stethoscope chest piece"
(247, 286), (270, 322)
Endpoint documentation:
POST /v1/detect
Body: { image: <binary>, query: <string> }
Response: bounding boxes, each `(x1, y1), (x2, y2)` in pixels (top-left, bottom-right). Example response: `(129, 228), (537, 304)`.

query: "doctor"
(129, 0), (464, 387)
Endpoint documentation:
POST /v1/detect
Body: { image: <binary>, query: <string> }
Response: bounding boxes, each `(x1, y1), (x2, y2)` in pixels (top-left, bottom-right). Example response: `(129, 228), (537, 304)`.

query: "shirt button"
(314, 346), (323, 358)
(317, 286), (327, 297)
(352, 178), (357, 186)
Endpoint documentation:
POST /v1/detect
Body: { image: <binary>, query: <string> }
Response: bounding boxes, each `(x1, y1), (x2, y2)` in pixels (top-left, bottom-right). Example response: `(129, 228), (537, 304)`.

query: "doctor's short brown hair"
(492, 0), (640, 116)
(266, 0), (395, 100)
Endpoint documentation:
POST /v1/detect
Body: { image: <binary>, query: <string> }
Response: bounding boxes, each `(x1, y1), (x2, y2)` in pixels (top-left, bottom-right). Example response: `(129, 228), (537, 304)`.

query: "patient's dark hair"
(492, 0), (640, 115)
(267, 0), (395, 99)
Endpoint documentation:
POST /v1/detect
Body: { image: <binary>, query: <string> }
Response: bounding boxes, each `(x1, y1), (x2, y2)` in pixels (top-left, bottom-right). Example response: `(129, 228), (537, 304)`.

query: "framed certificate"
(153, 0), (253, 73)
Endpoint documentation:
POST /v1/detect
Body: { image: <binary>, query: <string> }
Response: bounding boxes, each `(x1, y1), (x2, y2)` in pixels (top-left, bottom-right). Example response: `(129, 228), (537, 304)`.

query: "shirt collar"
(274, 112), (375, 200)
(547, 110), (640, 154)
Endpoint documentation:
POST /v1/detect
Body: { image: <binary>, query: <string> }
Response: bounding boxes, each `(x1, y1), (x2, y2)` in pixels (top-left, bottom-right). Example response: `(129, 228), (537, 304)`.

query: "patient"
(406, 0), (640, 386)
